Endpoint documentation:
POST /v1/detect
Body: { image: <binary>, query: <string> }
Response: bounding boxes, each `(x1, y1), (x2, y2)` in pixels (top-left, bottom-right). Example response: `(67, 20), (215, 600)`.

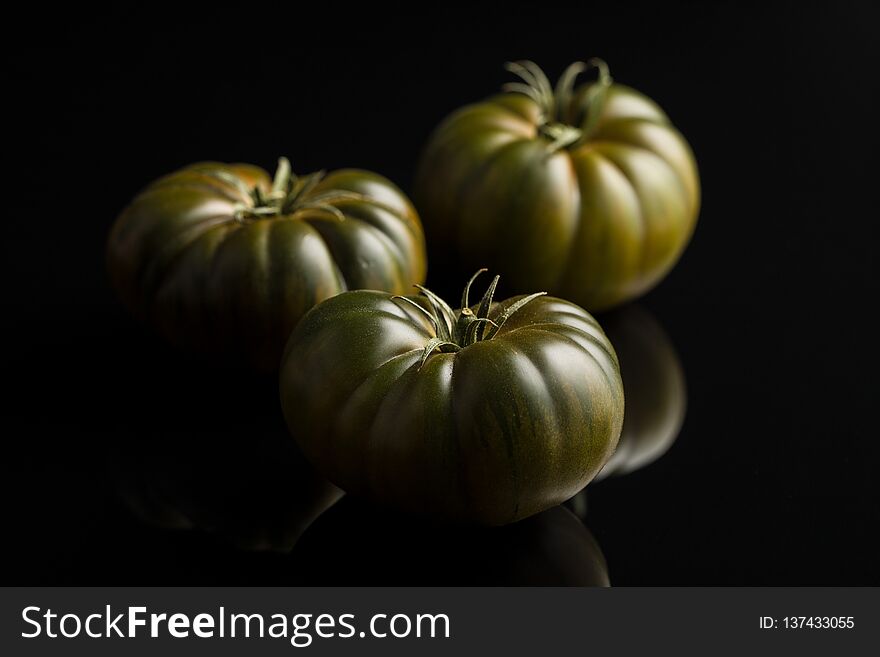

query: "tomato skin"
(107, 161), (426, 370)
(279, 289), (624, 525)
(414, 73), (700, 311)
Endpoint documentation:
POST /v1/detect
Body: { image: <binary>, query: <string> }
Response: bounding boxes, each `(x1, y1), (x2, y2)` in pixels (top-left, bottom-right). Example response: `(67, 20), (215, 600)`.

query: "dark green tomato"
(279, 274), (624, 525)
(107, 159), (427, 370)
(414, 60), (700, 311)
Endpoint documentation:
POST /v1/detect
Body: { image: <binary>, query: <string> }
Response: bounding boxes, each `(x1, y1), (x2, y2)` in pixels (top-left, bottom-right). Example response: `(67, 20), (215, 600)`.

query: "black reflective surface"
(5, 4), (879, 584)
(107, 360), (342, 553)
(292, 499), (609, 587)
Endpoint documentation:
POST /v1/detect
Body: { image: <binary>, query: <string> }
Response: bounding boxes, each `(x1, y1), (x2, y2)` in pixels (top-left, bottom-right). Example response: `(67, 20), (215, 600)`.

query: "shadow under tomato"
(288, 496), (609, 586)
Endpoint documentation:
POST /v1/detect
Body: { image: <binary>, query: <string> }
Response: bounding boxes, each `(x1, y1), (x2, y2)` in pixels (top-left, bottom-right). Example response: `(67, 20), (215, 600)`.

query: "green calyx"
(212, 157), (370, 222)
(392, 270), (547, 370)
(502, 59), (613, 152)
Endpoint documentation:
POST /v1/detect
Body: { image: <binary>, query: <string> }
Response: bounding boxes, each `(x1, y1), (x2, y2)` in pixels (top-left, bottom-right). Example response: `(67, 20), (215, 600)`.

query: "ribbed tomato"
(279, 271), (624, 525)
(107, 158), (426, 370)
(415, 60), (700, 311)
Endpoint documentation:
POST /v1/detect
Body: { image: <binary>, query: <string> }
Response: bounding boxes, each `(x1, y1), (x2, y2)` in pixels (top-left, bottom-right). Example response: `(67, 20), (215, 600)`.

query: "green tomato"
(279, 271), (624, 525)
(107, 158), (426, 370)
(415, 60), (700, 311)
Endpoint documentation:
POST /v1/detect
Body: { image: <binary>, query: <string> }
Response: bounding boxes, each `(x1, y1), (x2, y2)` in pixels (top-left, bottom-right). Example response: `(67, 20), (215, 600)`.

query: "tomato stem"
(228, 158), (375, 223)
(539, 123), (584, 153)
(392, 271), (547, 369)
(271, 156), (292, 196)
(503, 59), (613, 151)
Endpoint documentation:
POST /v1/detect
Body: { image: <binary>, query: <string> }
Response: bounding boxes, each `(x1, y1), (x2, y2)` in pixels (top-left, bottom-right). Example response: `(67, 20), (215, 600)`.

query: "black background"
(5, 2), (878, 585)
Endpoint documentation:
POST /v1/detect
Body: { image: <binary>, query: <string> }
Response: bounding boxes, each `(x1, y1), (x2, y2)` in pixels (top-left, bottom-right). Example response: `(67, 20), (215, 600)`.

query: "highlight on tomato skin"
(414, 59), (700, 312)
(106, 158), (427, 371)
(279, 270), (625, 526)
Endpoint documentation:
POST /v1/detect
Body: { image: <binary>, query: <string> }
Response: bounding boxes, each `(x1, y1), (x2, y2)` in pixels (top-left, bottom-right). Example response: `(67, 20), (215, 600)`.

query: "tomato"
(414, 60), (700, 311)
(291, 496), (609, 586)
(595, 304), (687, 479)
(279, 270), (624, 525)
(107, 158), (427, 370)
